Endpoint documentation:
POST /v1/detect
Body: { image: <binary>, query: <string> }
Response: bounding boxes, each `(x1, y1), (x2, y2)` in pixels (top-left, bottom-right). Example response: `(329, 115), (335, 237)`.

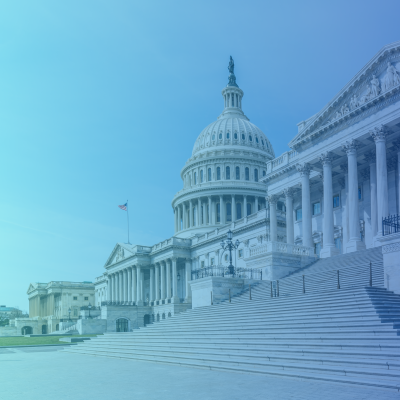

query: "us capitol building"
(9, 41), (400, 335)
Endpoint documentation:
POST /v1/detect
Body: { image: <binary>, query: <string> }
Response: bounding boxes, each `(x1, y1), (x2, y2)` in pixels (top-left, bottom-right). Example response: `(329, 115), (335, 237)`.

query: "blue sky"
(1, 1), (399, 310)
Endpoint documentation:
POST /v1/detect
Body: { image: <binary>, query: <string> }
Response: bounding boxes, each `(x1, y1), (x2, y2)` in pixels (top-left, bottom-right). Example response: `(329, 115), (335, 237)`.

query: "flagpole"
(127, 199), (130, 244)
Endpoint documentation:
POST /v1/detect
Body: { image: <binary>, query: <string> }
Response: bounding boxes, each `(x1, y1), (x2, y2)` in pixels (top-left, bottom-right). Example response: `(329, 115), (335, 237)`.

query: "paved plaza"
(1, 347), (400, 400)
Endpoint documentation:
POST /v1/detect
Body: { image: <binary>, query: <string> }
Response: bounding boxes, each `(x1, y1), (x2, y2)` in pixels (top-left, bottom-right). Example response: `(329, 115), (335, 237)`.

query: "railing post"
(370, 262), (372, 287)
(249, 284), (251, 300)
(211, 291), (213, 305)
(277, 280), (279, 297)
(303, 275), (305, 294)
(270, 281), (273, 297)
(337, 270), (340, 289)
(229, 289), (231, 303)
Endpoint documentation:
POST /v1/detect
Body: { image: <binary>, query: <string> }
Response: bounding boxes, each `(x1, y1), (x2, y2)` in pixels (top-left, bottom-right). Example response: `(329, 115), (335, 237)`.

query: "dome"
(192, 116), (275, 158)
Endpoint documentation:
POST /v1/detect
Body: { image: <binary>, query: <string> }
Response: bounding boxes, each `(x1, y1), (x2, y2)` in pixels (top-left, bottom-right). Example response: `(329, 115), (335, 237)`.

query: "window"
(314, 242), (321, 256)
(227, 132), (230, 139)
(73, 296), (78, 301)
(242, 133), (245, 140)
(334, 238), (341, 252)
(73, 308), (78, 317)
(194, 172), (197, 185)
(219, 133), (222, 139)
(226, 203), (232, 222)
(261, 139), (264, 145)
(200, 170), (204, 183)
(236, 203), (242, 219)
(217, 203), (220, 223)
(238, 249), (243, 258)
(249, 135), (253, 142)
(208, 168), (211, 181)
(263, 170), (266, 177)
(358, 186), (362, 200)
(296, 209), (302, 221)
(254, 169), (259, 182)
(210, 258), (215, 266)
(212, 134), (215, 140)
(193, 206), (197, 226)
(84, 297), (88, 301)
(217, 167), (221, 180)
(245, 167), (249, 181)
(234, 133), (238, 140)
(313, 202), (321, 215)
(226, 166), (230, 180)
(224, 254), (228, 262)
(247, 203), (251, 216)
(201, 206), (204, 224)
(333, 195), (340, 208)
(256, 137), (259, 143)
(235, 166), (240, 180)
(201, 261), (205, 268)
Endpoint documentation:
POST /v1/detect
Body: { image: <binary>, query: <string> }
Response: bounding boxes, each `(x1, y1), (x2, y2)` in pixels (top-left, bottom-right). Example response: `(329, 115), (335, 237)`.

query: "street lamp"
(88, 303), (92, 319)
(220, 230), (240, 275)
(68, 307), (71, 321)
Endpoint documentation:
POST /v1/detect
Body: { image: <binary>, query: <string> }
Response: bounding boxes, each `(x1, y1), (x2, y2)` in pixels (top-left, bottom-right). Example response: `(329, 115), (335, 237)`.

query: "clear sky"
(1, 0), (399, 311)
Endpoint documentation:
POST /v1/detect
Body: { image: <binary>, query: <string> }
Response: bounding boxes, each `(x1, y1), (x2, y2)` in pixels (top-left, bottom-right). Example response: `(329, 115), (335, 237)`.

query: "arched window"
(256, 137), (259, 143)
(236, 203), (242, 219)
(194, 172), (197, 185)
(247, 203), (251, 216)
(245, 167), (249, 181)
(249, 135), (253, 142)
(263, 170), (266, 177)
(193, 206), (197, 226)
(226, 166), (230, 180)
(208, 168), (211, 181)
(234, 133), (238, 140)
(226, 203), (232, 222)
(254, 169), (259, 182)
(217, 167), (221, 180)
(236, 166), (240, 180)
(261, 139), (264, 145)
(242, 133), (245, 140)
(219, 133), (222, 139)
(200, 170), (204, 183)
(217, 203), (220, 223)
(227, 132), (230, 139)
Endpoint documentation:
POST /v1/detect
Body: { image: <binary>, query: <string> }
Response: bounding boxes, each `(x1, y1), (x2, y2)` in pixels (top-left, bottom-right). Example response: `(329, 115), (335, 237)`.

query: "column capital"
(342, 139), (360, 155)
(296, 162), (312, 177)
(266, 194), (279, 204)
(319, 152), (333, 166)
(364, 151), (376, 164)
(370, 125), (388, 143)
(283, 187), (295, 199)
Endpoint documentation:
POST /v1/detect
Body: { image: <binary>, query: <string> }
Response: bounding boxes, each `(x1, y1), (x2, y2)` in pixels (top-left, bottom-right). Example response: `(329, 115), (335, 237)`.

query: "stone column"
(160, 261), (166, 301)
(174, 208), (178, 233)
(166, 259), (172, 299)
(132, 267), (137, 304)
(284, 188), (294, 245)
(255, 197), (259, 213)
(118, 271), (123, 302)
(297, 163), (312, 248)
(171, 257), (179, 303)
(189, 200), (193, 227)
(267, 195), (278, 242)
(232, 195), (236, 221)
(136, 265), (143, 305)
(182, 202), (187, 230)
(244, 195), (247, 217)
(177, 205), (181, 231)
(124, 269), (128, 302)
(127, 268), (132, 303)
(202, 201), (206, 225)
(107, 276), (112, 302)
(319, 152), (339, 258)
(342, 140), (365, 252)
(185, 258), (192, 302)
(208, 196), (212, 224)
(154, 263), (160, 302)
(141, 271), (145, 303)
(394, 140), (400, 215)
(371, 126), (389, 236)
(112, 274), (116, 302)
(365, 151), (378, 239)
(149, 266), (154, 302)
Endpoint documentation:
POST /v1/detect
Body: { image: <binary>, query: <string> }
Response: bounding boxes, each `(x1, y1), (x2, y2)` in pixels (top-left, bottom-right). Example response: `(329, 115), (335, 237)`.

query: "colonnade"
(268, 125), (391, 256)
(174, 195), (265, 233)
(107, 258), (192, 305)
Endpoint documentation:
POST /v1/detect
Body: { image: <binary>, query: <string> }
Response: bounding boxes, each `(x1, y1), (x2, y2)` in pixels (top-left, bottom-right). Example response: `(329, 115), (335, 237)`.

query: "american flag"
(118, 203), (127, 211)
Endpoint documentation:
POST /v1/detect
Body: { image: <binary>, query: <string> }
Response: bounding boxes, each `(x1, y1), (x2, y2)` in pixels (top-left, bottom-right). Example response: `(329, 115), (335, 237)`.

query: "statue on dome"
(228, 56), (235, 74)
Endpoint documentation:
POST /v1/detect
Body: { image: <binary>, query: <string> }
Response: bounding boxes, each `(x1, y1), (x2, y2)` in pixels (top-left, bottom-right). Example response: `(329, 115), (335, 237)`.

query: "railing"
(382, 215), (400, 236)
(248, 242), (315, 257)
(80, 306), (101, 311)
(191, 265), (262, 280)
(101, 301), (137, 306)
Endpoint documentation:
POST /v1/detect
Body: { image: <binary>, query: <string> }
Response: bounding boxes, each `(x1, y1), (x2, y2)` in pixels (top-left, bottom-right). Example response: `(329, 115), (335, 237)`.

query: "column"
(202, 201), (206, 225)
(365, 152), (378, 239)
(132, 267), (137, 304)
(208, 196), (212, 224)
(150, 266), (155, 302)
(136, 265), (143, 305)
(124, 269), (128, 302)
(198, 198), (201, 225)
(297, 163), (312, 248)
(232, 195), (236, 221)
(171, 257), (179, 302)
(284, 188), (294, 245)
(166, 259), (172, 299)
(177, 205), (181, 231)
(371, 126), (389, 236)
(244, 195), (247, 217)
(155, 263), (160, 302)
(342, 140), (365, 252)
(141, 272), (145, 303)
(160, 261), (166, 301)
(394, 139), (400, 215)
(267, 195), (278, 242)
(127, 268), (132, 303)
(219, 195), (224, 223)
(112, 274), (116, 302)
(174, 208), (178, 233)
(185, 258), (192, 302)
(255, 197), (259, 213)
(182, 202), (187, 230)
(189, 200), (193, 227)
(107, 276), (112, 302)
(319, 152), (339, 258)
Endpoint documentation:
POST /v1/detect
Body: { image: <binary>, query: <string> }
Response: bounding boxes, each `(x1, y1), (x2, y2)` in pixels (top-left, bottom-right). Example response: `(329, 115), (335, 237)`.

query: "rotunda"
(172, 58), (275, 238)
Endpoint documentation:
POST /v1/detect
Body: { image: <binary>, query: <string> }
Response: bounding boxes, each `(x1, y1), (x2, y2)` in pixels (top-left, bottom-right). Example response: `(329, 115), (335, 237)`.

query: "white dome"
(192, 116), (275, 158)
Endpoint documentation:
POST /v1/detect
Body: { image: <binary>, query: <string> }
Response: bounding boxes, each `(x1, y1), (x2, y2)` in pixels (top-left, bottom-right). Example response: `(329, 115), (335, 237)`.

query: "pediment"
(27, 283), (36, 294)
(104, 243), (134, 268)
(290, 41), (400, 149)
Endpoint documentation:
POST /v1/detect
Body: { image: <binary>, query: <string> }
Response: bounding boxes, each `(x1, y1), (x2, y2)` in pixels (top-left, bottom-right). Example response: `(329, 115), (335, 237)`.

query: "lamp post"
(68, 307), (71, 321)
(88, 303), (92, 319)
(220, 230), (240, 275)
